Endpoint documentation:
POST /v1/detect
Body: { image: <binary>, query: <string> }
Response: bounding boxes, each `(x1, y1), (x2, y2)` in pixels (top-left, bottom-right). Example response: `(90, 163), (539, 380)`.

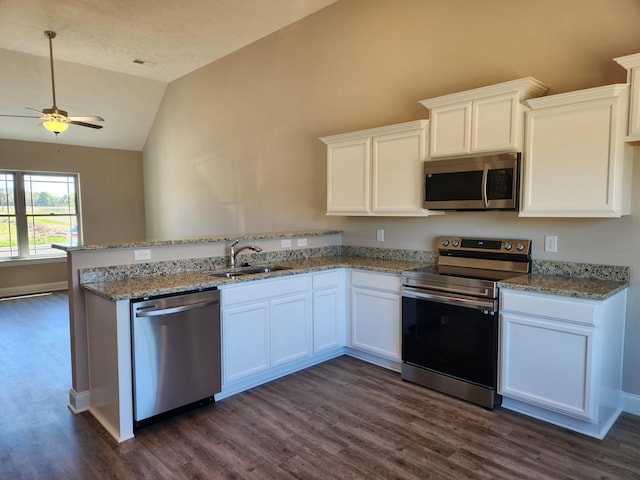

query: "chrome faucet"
(228, 240), (262, 268)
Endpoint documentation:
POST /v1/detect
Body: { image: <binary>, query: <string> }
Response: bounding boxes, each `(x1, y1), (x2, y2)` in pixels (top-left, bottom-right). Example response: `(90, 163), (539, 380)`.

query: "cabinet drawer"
(351, 270), (400, 292)
(501, 289), (598, 325)
(221, 275), (311, 307)
(312, 269), (343, 289)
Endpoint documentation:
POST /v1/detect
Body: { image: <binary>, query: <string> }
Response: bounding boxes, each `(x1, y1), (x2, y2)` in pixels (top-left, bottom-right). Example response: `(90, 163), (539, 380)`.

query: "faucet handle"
(229, 239), (240, 248)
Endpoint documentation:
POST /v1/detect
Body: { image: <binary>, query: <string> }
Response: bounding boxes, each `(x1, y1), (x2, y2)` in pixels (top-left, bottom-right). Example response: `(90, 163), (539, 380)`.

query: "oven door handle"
(402, 286), (496, 312)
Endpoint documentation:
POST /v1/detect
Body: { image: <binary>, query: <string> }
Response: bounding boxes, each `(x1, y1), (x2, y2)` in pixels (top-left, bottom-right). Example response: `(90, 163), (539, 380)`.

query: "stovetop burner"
(402, 236), (532, 299)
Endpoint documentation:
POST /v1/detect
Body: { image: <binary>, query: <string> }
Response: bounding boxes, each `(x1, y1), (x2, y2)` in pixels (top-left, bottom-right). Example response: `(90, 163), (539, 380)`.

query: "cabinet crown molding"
(319, 120), (429, 144)
(613, 52), (640, 70)
(419, 77), (548, 110)
(525, 83), (629, 110)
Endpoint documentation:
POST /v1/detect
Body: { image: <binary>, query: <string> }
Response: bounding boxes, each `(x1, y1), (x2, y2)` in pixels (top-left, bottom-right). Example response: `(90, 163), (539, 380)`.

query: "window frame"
(0, 169), (82, 261)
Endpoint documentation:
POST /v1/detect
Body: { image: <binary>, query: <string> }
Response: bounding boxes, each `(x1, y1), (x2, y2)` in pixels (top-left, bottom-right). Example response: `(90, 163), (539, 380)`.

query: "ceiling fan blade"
(25, 107), (45, 114)
(0, 114), (42, 118)
(68, 116), (104, 122)
(69, 120), (103, 129)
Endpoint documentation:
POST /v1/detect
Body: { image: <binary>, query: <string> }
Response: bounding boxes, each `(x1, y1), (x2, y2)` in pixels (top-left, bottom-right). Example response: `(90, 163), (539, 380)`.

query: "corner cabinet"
(499, 288), (627, 439)
(520, 84), (633, 217)
(419, 77), (548, 158)
(320, 120), (440, 216)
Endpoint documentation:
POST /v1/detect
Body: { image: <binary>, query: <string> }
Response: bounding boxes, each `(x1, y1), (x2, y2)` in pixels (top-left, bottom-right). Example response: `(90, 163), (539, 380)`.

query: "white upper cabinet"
(420, 78), (548, 158)
(320, 120), (441, 216)
(520, 84), (633, 217)
(614, 52), (640, 142)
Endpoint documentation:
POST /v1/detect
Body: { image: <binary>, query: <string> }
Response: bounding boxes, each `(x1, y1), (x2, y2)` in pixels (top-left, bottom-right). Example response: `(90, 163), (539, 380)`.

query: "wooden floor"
(1, 292), (639, 480)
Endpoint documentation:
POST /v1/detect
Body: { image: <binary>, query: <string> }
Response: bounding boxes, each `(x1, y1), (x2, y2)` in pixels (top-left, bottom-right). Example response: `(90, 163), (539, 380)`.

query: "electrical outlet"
(281, 239), (292, 248)
(544, 235), (558, 253)
(134, 249), (151, 261)
(297, 238), (307, 247)
(376, 229), (385, 242)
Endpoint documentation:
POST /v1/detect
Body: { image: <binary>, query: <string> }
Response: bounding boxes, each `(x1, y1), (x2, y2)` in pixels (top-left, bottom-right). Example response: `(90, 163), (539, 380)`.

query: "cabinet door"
(500, 312), (595, 420)
(429, 101), (471, 157)
(222, 302), (270, 383)
(372, 127), (427, 214)
(521, 97), (624, 217)
(313, 288), (344, 353)
(326, 137), (371, 214)
(472, 94), (519, 153)
(270, 293), (312, 367)
(351, 287), (401, 360)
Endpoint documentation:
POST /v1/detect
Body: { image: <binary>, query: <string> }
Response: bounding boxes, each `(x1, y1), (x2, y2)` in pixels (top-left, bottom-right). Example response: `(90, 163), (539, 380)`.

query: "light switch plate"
(297, 238), (307, 246)
(281, 239), (292, 248)
(376, 229), (385, 242)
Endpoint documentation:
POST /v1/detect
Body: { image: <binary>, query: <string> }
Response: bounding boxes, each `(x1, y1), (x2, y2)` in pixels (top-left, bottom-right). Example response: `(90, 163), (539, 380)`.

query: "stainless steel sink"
(206, 265), (291, 278)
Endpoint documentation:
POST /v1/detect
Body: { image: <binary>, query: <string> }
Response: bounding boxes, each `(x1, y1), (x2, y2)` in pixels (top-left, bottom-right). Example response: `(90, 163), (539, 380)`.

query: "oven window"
(402, 297), (498, 388)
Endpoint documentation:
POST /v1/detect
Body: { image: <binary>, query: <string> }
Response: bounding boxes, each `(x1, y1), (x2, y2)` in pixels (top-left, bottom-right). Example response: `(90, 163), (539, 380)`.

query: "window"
(0, 171), (81, 259)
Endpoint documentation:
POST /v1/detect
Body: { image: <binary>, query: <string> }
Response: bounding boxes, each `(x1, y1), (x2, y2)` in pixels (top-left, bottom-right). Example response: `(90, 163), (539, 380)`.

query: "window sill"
(0, 255), (67, 267)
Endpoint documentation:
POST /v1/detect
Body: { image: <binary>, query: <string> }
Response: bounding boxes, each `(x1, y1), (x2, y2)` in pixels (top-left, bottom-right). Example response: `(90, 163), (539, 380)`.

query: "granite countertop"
(53, 229), (343, 252)
(81, 248), (630, 303)
(498, 274), (628, 301)
(82, 256), (427, 301)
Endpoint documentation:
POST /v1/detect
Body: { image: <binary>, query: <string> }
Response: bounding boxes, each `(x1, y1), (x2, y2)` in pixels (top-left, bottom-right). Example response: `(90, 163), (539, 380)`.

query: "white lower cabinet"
(223, 301), (271, 382)
(220, 270), (346, 397)
(271, 293), (313, 367)
(349, 269), (401, 362)
(313, 269), (346, 353)
(499, 288), (627, 439)
(221, 275), (312, 385)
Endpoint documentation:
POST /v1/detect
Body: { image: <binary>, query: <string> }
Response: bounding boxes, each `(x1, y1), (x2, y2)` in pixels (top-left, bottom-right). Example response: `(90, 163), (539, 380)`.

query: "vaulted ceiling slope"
(0, 0), (338, 151)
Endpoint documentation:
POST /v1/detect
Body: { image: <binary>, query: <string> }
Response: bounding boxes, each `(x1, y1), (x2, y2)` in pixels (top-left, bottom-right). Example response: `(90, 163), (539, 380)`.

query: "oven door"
(401, 287), (498, 389)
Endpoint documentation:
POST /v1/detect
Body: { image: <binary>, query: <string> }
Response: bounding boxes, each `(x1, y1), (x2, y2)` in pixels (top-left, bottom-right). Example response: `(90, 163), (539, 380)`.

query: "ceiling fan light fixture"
(43, 119), (69, 134)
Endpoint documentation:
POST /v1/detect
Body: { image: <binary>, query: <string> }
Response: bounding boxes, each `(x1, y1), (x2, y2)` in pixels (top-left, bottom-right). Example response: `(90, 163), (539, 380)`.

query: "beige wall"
(144, 0), (640, 394)
(144, 1), (640, 392)
(0, 138), (145, 291)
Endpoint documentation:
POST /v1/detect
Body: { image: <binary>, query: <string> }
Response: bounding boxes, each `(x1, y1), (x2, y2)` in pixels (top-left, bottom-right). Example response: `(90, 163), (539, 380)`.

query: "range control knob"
(504, 243), (512, 251)
(517, 243), (525, 251)
(441, 239), (449, 247)
(452, 240), (460, 247)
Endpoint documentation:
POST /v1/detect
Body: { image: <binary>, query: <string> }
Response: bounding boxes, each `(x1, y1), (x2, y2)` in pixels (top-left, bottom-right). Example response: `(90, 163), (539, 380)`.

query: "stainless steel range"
(401, 236), (531, 409)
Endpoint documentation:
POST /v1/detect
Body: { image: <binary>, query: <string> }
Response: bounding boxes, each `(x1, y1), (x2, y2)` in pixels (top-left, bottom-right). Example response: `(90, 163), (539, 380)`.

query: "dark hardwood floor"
(1, 291), (639, 479)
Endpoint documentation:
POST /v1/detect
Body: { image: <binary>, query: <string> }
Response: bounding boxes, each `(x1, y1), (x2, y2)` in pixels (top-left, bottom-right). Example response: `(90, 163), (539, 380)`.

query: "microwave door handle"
(482, 163), (489, 207)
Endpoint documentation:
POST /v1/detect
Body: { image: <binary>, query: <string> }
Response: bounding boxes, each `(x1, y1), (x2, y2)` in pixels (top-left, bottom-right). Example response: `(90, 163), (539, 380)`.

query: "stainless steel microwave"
(423, 152), (520, 211)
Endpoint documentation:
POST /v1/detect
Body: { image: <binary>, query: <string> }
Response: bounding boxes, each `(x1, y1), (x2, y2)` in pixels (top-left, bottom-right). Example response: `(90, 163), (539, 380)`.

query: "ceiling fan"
(0, 30), (104, 134)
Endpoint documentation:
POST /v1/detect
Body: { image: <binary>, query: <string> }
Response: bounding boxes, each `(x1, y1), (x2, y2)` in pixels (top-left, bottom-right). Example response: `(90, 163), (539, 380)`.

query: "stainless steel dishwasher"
(131, 288), (221, 428)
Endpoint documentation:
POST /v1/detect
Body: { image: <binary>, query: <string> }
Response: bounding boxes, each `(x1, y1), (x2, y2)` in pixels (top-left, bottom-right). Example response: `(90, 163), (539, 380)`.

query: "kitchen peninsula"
(55, 230), (629, 442)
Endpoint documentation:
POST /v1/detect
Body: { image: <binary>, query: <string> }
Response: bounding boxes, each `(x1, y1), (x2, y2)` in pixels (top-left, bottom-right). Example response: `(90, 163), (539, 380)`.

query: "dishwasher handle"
(135, 298), (220, 317)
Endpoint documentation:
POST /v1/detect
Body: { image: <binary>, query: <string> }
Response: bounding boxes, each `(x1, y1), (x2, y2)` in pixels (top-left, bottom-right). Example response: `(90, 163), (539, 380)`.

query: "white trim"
(621, 391), (640, 416)
(0, 255), (67, 267)
(0, 281), (68, 299)
(68, 388), (91, 413)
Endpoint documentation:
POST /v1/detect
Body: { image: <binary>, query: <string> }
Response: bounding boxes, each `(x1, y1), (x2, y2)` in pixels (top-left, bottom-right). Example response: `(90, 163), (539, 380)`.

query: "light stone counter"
(82, 255), (431, 301)
(499, 260), (630, 300)
(498, 274), (628, 301)
(54, 229), (343, 252)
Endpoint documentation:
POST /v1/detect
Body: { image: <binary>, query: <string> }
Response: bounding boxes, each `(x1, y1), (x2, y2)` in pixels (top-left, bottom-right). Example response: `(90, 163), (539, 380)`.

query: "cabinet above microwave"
(420, 78), (548, 159)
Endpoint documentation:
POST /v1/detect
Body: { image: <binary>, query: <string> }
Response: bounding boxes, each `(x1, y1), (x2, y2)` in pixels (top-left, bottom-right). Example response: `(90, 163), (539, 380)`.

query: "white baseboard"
(68, 388), (91, 413)
(0, 281), (68, 298)
(621, 390), (640, 416)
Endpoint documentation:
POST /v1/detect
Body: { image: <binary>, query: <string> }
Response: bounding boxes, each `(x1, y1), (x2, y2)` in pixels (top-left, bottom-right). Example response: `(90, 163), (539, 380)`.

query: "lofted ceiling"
(0, 0), (338, 151)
